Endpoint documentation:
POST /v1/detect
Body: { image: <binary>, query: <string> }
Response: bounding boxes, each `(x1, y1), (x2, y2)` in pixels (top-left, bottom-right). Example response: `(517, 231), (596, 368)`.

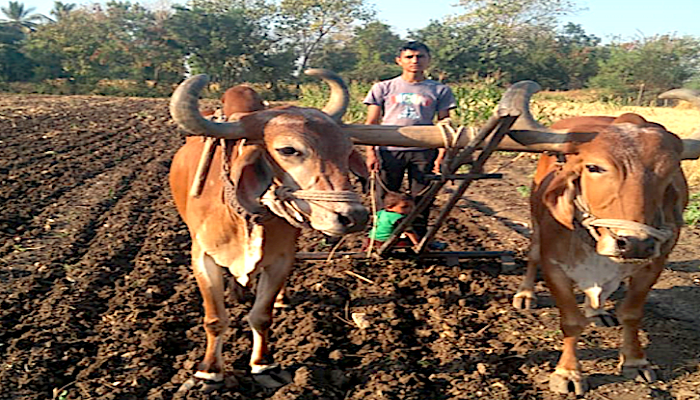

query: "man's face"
(395, 49), (430, 73)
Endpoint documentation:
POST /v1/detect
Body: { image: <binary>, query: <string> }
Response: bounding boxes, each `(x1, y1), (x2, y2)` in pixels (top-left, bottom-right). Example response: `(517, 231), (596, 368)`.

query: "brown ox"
(505, 83), (700, 395)
(200, 85), (266, 120)
(169, 69), (368, 393)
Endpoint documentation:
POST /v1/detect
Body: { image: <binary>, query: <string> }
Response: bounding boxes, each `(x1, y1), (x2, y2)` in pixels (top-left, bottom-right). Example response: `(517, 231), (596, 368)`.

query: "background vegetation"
(1, 0), (700, 112)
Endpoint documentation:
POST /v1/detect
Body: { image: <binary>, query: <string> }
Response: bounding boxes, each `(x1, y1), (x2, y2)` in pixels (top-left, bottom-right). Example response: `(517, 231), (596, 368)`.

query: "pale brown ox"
(506, 83), (700, 395)
(169, 69), (368, 393)
(200, 85), (265, 120)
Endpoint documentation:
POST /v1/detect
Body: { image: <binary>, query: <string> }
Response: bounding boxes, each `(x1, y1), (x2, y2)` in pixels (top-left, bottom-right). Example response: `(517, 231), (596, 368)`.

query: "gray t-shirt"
(364, 76), (457, 151)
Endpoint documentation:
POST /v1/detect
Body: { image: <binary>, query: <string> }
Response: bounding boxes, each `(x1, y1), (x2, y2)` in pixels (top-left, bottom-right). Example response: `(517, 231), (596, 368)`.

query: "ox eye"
(276, 146), (300, 156)
(585, 164), (606, 174)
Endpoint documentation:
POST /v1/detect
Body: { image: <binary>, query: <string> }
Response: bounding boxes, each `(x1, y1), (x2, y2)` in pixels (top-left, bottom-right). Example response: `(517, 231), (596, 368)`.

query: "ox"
(200, 84), (266, 120)
(169, 69), (369, 393)
(504, 82), (700, 395)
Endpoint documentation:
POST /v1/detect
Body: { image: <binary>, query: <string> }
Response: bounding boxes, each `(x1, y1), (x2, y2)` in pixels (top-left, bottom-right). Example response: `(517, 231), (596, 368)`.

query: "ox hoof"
(177, 376), (226, 394)
(274, 299), (291, 309)
(512, 292), (536, 310)
(252, 365), (293, 388)
(621, 365), (657, 383)
(549, 371), (588, 396)
(590, 313), (619, 327)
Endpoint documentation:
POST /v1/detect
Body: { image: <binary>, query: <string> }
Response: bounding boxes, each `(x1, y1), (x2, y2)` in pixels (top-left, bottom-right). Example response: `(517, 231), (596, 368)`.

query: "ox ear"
(229, 144), (274, 215)
(542, 170), (578, 230)
(349, 149), (369, 192)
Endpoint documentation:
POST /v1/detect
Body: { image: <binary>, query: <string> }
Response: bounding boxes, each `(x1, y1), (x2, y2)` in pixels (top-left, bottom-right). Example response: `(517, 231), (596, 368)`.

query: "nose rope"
(274, 187), (362, 203)
(574, 194), (674, 243)
(260, 185), (362, 229)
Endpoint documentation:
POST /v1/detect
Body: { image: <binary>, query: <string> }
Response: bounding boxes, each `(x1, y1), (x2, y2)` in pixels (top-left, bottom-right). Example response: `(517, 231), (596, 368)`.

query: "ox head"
(171, 70), (368, 237)
(538, 117), (686, 260)
(499, 83), (700, 261)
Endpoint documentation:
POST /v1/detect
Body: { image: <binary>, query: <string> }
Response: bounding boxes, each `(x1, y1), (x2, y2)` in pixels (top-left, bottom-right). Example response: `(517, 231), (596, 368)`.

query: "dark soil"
(1, 93), (700, 400)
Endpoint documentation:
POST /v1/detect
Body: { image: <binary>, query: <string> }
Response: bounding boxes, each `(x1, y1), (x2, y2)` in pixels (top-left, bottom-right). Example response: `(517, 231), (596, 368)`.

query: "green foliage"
(451, 75), (504, 125)
(516, 185), (531, 198)
(684, 192), (700, 226)
(23, 3), (185, 88)
(48, 1), (76, 22)
(590, 35), (700, 104)
(0, 1), (45, 32)
(276, 0), (375, 74)
(298, 80), (372, 123)
(299, 74), (503, 127)
(0, 24), (33, 82)
(454, 0), (580, 28)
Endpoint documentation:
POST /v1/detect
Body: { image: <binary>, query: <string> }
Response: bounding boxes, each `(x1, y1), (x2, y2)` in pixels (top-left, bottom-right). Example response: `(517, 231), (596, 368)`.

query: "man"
(364, 41), (457, 238)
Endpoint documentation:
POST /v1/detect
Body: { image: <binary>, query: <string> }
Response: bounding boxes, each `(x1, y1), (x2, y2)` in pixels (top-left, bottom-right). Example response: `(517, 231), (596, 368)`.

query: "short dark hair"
(383, 191), (414, 209)
(397, 41), (431, 57)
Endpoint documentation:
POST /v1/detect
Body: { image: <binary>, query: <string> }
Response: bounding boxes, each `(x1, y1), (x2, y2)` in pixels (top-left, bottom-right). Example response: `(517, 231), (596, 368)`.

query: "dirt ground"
(1, 93), (700, 400)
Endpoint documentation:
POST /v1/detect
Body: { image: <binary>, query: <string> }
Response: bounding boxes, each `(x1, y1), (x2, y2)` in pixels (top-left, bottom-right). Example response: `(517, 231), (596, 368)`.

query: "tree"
(24, 2), (185, 90)
(277, 0), (375, 74)
(590, 35), (700, 104)
(101, 1), (185, 86)
(346, 21), (402, 81)
(0, 1), (45, 32)
(412, 21), (487, 82)
(167, 5), (285, 88)
(553, 23), (601, 89)
(24, 9), (106, 85)
(48, 1), (77, 22)
(454, 0), (579, 28)
(0, 24), (34, 81)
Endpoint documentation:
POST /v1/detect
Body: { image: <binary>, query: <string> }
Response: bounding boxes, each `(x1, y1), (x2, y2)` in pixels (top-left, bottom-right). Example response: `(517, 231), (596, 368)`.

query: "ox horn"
(170, 74), (246, 139)
(493, 81), (593, 152)
(304, 68), (349, 122)
(658, 88), (700, 160)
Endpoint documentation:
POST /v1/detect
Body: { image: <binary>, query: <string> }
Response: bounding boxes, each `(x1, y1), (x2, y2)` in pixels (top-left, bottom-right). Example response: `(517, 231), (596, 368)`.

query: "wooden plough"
(297, 109), (521, 271)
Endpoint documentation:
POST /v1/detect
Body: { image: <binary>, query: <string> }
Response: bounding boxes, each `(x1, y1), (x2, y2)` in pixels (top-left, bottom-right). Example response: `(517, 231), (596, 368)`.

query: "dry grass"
(532, 96), (700, 184)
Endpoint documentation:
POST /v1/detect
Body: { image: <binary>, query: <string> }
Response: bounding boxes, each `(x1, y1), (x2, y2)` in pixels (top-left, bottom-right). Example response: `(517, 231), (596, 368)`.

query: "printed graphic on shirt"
(390, 93), (433, 120)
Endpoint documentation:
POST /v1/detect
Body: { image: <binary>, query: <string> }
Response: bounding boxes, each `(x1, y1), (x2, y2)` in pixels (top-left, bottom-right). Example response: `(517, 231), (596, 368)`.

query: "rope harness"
(218, 138), (362, 229)
(545, 152), (674, 248)
(573, 193), (674, 244)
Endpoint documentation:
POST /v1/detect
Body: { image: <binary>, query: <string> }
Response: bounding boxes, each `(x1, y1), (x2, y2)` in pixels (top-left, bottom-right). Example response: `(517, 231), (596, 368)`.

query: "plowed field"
(1, 93), (700, 400)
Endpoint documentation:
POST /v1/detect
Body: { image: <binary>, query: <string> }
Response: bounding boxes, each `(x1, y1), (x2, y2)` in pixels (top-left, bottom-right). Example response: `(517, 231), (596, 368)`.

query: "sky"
(11, 0), (700, 42)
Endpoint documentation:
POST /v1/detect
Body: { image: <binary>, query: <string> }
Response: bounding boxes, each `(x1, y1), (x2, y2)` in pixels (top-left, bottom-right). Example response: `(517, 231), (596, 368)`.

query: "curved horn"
(497, 80), (550, 131)
(492, 81), (592, 152)
(659, 88), (700, 160)
(304, 68), (349, 122)
(170, 74), (246, 139)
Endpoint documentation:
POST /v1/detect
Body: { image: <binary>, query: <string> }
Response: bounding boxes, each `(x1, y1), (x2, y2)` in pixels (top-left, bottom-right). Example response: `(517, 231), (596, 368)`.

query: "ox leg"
(178, 246), (229, 394)
(248, 259), (293, 388)
(513, 256), (538, 309)
(544, 266), (589, 395)
(273, 283), (290, 309)
(617, 262), (663, 383)
(513, 228), (540, 309)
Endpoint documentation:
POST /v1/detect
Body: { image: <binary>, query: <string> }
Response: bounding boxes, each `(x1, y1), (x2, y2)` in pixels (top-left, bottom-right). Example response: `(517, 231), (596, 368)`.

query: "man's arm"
(433, 109), (452, 173)
(365, 104), (382, 172)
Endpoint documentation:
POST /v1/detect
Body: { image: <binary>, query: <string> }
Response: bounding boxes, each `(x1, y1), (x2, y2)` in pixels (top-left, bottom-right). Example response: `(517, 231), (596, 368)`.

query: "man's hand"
(432, 148), (446, 174)
(366, 147), (380, 172)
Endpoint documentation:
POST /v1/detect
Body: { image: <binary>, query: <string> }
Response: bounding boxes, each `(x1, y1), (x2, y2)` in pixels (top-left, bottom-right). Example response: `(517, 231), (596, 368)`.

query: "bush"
(451, 75), (505, 126)
(298, 81), (372, 124)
